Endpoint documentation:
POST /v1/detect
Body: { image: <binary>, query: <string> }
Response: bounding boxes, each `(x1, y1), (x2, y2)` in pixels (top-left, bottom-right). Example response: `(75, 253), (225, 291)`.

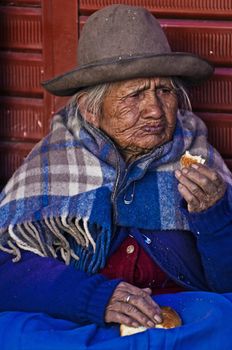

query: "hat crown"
(78, 5), (171, 66)
(42, 4), (213, 96)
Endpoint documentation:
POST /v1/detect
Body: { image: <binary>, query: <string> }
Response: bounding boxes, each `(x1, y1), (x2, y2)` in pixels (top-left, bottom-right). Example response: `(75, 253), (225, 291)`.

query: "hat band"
(78, 52), (173, 71)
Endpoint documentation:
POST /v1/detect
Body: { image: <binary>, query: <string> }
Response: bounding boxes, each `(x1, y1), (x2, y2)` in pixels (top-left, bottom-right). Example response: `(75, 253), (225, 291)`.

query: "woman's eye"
(129, 92), (140, 98)
(156, 87), (173, 95)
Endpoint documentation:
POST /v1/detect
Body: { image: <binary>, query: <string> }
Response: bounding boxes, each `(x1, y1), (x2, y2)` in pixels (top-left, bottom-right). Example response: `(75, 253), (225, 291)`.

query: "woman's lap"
(1, 291), (232, 350)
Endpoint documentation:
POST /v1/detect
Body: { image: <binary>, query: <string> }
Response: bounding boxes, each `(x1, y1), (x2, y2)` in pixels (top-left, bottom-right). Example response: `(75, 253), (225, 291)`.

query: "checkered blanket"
(0, 101), (231, 273)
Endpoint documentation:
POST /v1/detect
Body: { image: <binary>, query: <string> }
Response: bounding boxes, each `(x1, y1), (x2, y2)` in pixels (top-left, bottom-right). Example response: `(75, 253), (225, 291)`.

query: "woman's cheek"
(118, 104), (140, 126)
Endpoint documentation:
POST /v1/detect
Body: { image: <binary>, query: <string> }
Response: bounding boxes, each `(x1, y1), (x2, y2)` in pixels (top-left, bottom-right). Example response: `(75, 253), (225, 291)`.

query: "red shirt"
(100, 236), (185, 294)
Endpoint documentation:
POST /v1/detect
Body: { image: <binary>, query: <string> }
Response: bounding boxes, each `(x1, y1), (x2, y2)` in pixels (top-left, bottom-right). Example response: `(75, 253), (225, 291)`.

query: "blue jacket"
(0, 183), (231, 327)
(0, 153), (232, 350)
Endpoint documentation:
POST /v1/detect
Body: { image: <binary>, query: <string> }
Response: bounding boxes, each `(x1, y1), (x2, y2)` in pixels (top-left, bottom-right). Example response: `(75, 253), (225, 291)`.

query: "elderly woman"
(0, 4), (232, 349)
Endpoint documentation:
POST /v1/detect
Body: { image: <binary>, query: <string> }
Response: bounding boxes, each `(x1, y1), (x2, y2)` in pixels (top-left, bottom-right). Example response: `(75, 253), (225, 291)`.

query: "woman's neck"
(119, 145), (153, 164)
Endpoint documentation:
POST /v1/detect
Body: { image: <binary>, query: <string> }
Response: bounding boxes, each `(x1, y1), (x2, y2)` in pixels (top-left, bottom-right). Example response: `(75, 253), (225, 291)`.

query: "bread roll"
(155, 306), (182, 329)
(120, 325), (147, 337)
(120, 306), (182, 336)
(180, 151), (205, 169)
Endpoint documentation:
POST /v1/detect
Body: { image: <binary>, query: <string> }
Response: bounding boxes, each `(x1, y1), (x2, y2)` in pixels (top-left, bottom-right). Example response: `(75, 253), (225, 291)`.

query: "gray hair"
(171, 78), (192, 112)
(73, 83), (112, 119)
(74, 78), (192, 120)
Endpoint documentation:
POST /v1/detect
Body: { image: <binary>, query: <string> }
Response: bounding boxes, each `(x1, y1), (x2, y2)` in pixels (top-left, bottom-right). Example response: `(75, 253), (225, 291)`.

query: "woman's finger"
(121, 284), (162, 320)
(105, 282), (162, 327)
(141, 287), (152, 294)
(181, 167), (218, 195)
(176, 167), (217, 195)
(177, 183), (201, 212)
(114, 282), (156, 305)
(175, 165), (227, 211)
(105, 308), (140, 327)
(106, 300), (158, 327)
(191, 164), (223, 185)
(125, 294), (162, 326)
(175, 170), (206, 199)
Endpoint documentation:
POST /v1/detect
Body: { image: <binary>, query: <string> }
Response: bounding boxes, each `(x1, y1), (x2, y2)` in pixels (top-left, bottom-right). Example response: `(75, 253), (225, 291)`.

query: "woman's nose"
(142, 92), (164, 118)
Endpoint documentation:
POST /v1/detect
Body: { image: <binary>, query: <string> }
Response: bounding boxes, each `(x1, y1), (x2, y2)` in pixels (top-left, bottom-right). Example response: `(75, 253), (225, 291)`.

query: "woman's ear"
(77, 94), (99, 127)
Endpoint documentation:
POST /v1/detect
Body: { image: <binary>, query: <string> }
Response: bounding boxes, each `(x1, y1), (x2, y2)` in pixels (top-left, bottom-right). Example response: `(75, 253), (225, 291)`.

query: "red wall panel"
(0, 97), (44, 141)
(199, 113), (232, 158)
(191, 68), (232, 113)
(0, 6), (42, 51)
(161, 19), (232, 67)
(0, 142), (35, 185)
(0, 51), (43, 96)
(0, 0), (43, 189)
(0, 0), (78, 188)
(0, 0), (41, 6)
(79, 0), (232, 18)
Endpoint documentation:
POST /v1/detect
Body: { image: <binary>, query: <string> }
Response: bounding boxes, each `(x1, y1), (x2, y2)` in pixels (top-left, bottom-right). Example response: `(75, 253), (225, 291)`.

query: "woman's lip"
(142, 125), (164, 134)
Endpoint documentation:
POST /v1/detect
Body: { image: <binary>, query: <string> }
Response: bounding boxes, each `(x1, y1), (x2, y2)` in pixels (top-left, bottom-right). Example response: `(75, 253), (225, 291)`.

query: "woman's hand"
(175, 163), (226, 213)
(105, 281), (162, 327)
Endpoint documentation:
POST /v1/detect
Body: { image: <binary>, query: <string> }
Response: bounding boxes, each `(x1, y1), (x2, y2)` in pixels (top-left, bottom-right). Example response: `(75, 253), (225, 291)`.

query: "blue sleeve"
(181, 186), (232, 292)
(1, 292), (232, 350)
(0, 250), (121, 326)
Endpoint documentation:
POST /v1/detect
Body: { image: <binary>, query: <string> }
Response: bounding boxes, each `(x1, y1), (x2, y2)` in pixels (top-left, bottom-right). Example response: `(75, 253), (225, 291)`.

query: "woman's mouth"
(142, 124), (164, 134)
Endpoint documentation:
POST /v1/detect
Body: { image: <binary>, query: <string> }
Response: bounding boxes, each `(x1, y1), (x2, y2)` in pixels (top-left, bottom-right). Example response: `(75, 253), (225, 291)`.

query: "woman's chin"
(135, 136), (168, 151)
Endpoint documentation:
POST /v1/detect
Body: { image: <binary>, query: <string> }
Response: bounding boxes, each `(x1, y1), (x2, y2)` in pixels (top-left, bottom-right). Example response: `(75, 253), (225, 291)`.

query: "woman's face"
(99, 77), (178, 158)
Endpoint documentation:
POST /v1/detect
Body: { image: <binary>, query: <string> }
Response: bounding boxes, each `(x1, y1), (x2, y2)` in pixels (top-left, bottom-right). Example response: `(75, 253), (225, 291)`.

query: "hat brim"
(42, 53), (214, 96)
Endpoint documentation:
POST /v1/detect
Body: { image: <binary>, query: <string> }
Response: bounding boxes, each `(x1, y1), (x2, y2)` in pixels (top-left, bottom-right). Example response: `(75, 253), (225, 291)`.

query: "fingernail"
(145, 288), (152, 294)
(175, 170), (181, 178)
(147, 321), (155, 328)
(182, 168), (188, 174)
(132, 322), (139, 327)
(154, 314), (162, 323)
(192, 164), (199, 169)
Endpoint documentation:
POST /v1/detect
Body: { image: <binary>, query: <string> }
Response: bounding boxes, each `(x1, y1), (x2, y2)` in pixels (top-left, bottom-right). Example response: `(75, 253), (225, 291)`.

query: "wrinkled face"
(99, 77), (178, 157)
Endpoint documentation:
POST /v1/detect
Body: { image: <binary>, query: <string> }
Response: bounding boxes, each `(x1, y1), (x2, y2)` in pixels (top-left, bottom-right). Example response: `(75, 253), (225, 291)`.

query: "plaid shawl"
(0, 101), (231, 273)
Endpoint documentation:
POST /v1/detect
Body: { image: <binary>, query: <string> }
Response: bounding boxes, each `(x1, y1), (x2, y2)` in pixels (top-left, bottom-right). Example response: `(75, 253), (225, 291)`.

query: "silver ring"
(126, 295), (131, 303)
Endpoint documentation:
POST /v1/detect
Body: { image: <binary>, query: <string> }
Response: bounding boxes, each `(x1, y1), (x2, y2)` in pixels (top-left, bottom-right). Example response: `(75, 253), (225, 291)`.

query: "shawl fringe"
(2, 216), (109, 272)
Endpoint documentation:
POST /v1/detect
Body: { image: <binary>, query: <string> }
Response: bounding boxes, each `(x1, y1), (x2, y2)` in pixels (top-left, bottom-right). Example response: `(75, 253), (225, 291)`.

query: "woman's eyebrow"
(155, 85), (171, 91)
(126, 83), (149, 94)
(155, 81), (172, 88)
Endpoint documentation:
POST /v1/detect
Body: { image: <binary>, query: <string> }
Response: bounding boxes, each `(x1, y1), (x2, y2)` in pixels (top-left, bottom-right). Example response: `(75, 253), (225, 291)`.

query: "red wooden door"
(0, 0), (232, 190)
(0, 0), (77, 189)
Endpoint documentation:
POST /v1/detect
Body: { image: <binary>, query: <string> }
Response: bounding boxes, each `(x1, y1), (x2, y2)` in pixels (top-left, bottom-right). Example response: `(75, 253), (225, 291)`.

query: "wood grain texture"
(0, 51), (43, 96)
(79, 0), (232, 18)
(0, 141), (35, 184)
(0, 6), (42, 51)
(191, 68), (232, 113)
(0, 97), (45, 141)
(198, 112), (232, 158)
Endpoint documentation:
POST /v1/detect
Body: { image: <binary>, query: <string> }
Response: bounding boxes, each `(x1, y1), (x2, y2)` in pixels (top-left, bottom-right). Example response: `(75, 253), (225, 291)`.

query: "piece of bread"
(155, 306), (182, 329)
(180, 151), (205, 169)
(120, 325), (147, 337)
(120, 306), (182, 336)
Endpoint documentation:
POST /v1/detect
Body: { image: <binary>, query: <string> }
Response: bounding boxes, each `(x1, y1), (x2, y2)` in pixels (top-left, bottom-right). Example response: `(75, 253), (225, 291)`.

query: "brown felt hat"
(42, 4), (214, 96)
